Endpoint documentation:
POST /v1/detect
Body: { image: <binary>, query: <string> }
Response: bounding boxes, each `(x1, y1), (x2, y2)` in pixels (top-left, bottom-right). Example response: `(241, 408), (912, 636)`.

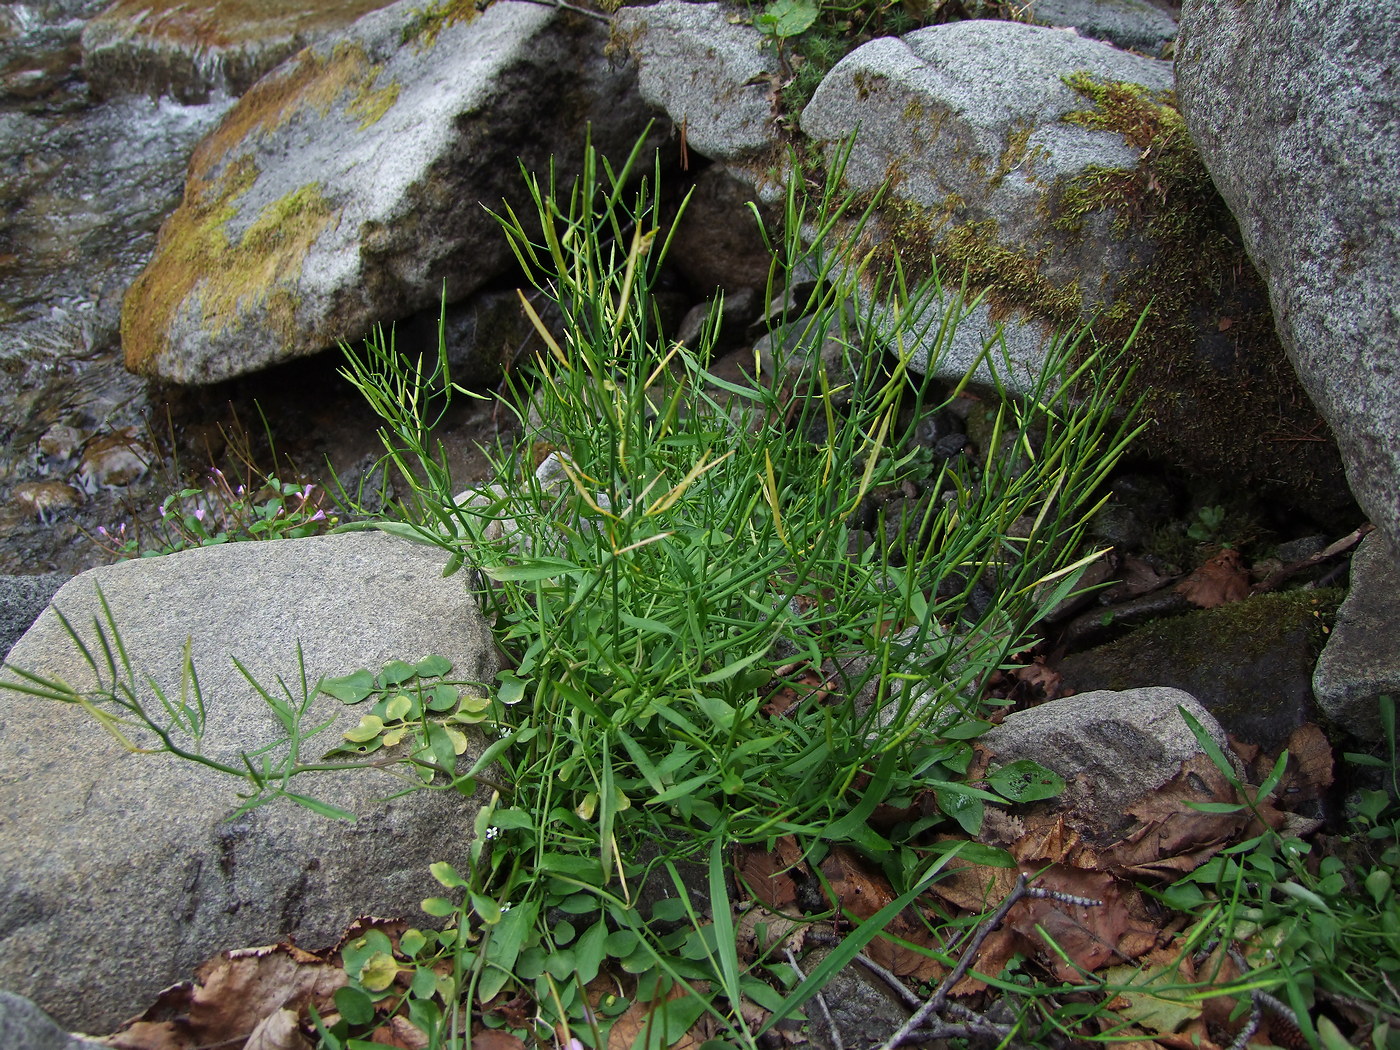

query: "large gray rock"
(612, 1), (780, 163)
(1026, 0), (1177, 57)
(81, 0), (400, 103)
(0, 532), (498, 1031)
(801, 19), (1172, 384)
(1176, 0), (1400, 554)
(120, 0), (655, 384)
(799, 17), (1347, 512)
(0, 992), (105, 1050)
(1314, 533), (1400, 739)
(980, 687), (1236, 836)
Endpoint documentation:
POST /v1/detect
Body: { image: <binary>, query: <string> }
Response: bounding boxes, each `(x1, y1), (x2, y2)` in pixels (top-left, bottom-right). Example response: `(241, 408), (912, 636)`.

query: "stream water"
(0, 1), (509, 576)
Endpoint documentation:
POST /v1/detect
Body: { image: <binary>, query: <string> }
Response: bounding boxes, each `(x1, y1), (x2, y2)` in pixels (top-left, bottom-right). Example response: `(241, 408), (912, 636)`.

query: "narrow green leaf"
(284, 793), (357, 822)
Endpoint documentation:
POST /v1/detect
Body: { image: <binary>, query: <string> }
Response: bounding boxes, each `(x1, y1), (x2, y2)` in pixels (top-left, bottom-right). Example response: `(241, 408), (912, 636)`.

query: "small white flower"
(484, 826), (501, 840)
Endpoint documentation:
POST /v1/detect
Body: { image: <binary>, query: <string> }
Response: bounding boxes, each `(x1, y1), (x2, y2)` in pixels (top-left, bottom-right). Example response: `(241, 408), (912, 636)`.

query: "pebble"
(37, 424), (83, 461)
(12, 480), (84, 520)
(78, 427), (153, 490)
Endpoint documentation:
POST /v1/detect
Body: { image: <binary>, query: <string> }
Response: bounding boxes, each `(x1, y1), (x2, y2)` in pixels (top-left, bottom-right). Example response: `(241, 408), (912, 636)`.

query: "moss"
(191, 42), (391, 178)
(1047, 72), (1348, 512)
(122, 167), (339, 374)
(401, 0), (480, 48)
(347, 67), (400, 130)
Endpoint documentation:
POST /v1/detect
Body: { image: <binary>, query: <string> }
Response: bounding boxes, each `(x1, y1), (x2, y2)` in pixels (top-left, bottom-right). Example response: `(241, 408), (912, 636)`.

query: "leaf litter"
(97, 718), (1337, 1050)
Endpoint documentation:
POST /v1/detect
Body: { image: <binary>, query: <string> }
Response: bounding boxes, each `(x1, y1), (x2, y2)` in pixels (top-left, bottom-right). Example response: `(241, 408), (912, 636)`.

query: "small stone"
(12, 481), (84, 520)
(37, 425), (83, 461)
(77, 427), (153, 489)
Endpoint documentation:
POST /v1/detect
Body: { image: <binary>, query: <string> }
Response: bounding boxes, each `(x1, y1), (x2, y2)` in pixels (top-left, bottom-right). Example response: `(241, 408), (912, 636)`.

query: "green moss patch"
(122, 165), (338, 375)
(401, 0), (480, 48)
(1049, 72), (1347, 511)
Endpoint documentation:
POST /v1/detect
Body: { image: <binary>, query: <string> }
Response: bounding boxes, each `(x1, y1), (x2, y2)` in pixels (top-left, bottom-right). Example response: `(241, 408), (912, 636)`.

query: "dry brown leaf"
(820, 847), (943, 981)
(1008, 868), (1156, 979)
(926, 851), (1020, 914)
(1097, 755), (1252, 877)
(107, 1022), (188, 1050)
(244, 1009), (308, 1050)
(108, 942), (347, 1050)
(735, 836), (805, 911)
(1175, 549), (1250, 609)
(819, 847), (894, 921)
(606, 983), (711, 1050)
(469, 1030), (527, 1050)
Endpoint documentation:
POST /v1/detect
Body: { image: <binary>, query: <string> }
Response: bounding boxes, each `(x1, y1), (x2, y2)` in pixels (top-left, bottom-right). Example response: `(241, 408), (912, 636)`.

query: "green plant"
(1147, 701), (1400, 1050)
(95, 467), (335, 558)
(329, 133), (1141, 1044)
(4, 133), (1144, 1048)
(1186, 503), (1228, 545)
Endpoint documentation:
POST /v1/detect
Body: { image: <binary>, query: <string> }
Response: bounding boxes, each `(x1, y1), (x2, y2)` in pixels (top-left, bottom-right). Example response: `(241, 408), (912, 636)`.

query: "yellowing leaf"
(359, 950), (400, 992)
(385, 694), (413, 720)
(1101, 962), (1202, 1035)
(444, 726), (469, 755)
(344, 715), (385, 742)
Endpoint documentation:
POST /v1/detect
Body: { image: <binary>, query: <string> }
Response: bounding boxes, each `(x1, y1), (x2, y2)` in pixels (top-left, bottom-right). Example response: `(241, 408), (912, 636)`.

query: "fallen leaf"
(606, 982), (711, 1050)
(244, 1009), (309, 1050)
(469, 1030), (527, 1050)
(734, 836), (806, 911)
(1100, 961), (1203, 1036)
(1175, 549), (1250, 609)
(820, 848), (943, 981)
(1007, 867), (1157, 979)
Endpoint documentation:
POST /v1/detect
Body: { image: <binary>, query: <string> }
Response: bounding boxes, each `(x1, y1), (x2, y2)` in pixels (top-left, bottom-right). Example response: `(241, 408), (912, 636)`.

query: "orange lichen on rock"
(190, 42), (387, 179)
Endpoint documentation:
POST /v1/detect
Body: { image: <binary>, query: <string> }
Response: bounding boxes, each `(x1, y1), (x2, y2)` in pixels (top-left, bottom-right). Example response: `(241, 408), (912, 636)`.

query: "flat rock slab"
(0, 532), (498, 1031)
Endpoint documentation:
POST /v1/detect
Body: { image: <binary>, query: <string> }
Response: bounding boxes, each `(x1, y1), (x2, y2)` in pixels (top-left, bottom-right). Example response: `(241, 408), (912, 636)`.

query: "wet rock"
(120, 0), (656, 384)
(1176, 0), (1400, 554)
(612, 1), (780, 163)
(0, 532), (499, 1031)
(10, 480), (83, 520)
(799, 18), (1348, 515)
(1057, 590), (1340, 750)
(1027, 0), (1178, 56)
(76, 425), (153, 489)
(979, 686), (1238, 838)
(0, 991), (105, 1050)
(1314, 533), (1400, 740)
(35, 424), (81, 461)
(82, 0), (400, 104)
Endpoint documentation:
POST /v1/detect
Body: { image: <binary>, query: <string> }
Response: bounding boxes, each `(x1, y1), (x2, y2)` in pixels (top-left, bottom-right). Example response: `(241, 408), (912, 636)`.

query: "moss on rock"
(121, 165), (338, 375)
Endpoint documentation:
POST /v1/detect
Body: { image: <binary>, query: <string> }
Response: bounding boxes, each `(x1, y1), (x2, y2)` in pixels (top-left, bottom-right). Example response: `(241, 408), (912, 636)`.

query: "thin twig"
(787, 948), (843, 1050)
(878, 874), (1029, 1050)
(855, 953), (922, 1008)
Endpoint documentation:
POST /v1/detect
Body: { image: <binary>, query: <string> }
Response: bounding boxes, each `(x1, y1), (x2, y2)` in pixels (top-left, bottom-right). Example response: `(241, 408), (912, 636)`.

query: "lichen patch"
(191, 42), (392, 178)
(122, 164), (339, 375)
